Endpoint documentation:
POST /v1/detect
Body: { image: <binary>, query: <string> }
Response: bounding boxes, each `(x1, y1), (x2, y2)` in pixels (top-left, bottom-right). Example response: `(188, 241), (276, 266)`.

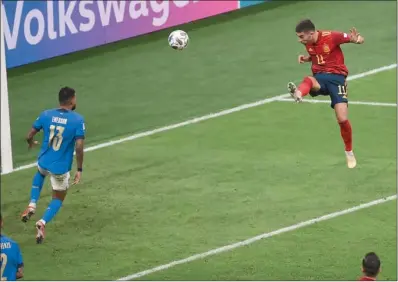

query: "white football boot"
(345, 151), (357, 169)
(287, 82), (303, 103)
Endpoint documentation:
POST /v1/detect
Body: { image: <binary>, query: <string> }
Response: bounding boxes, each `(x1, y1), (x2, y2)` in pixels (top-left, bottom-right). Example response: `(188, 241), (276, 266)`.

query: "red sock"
(297, 77), (313, 97)
(339, 120), (353, 151)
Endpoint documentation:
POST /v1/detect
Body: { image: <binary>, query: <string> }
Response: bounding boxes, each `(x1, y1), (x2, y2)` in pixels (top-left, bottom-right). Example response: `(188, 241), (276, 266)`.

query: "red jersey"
(305, 30), (351, 76)
(358, 276), (377, 281)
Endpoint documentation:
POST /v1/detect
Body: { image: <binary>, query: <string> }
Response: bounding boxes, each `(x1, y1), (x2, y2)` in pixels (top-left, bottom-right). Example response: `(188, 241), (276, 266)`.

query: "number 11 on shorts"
(338, 84), (347, 98)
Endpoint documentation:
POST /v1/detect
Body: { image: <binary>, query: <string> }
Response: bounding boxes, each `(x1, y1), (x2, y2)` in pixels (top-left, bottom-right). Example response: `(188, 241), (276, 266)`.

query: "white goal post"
(1, 2), (14, 174)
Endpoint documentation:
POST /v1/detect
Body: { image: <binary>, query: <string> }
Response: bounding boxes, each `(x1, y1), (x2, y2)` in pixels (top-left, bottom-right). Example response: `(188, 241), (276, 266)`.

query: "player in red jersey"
(358, 252), (381, 281)
(287, 19), (364, 168)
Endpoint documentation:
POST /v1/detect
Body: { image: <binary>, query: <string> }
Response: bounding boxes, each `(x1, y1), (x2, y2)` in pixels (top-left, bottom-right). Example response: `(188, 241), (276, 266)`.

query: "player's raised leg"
(21, 169), (47, 222)
(335, 102), (356, 168)
(287, 76), (321, 102)
(35, 173), (69, 244)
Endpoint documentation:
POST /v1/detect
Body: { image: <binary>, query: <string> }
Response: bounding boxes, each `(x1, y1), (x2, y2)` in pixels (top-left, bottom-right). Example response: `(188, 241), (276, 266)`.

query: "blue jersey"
(1, 235), (23, 281)
(33, 108), (85, 175)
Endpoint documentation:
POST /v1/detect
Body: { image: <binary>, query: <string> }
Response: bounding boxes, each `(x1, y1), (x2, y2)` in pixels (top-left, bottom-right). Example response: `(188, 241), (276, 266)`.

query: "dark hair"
(295, 19), (316, 33)
(362, 252), (381, 277)
(59, 87), (76, 105)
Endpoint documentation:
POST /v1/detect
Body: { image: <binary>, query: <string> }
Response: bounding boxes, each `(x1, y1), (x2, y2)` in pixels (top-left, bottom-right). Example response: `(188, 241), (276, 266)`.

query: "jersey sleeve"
(32, 112), (44, 131)
(332, 31), (351, 45)
(75, 118), (85, 140)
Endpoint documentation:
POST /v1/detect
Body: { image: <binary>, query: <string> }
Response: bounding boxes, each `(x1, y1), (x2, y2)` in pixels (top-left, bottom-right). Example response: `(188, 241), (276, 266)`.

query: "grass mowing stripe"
(118, 195), (397, 280)
(3, 63), (396, 175)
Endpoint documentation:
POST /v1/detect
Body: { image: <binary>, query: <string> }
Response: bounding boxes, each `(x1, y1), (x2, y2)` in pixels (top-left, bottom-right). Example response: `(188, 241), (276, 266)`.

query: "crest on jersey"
(323, 44), (330, 53)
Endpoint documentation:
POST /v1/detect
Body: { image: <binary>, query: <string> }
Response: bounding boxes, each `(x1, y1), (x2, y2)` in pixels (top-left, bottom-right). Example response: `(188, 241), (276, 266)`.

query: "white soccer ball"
(168, 30), (189, 50)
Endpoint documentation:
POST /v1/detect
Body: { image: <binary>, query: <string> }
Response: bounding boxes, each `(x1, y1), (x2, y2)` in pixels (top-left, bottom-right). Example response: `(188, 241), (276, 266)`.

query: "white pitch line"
(2, 63), (396, 175)
(118, 195), (397, 280)
(278, 98), (397, 107)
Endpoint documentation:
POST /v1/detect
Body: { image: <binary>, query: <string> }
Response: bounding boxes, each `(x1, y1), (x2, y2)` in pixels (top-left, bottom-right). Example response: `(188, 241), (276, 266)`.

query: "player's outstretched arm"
(332, 29), (364, 45)
(73, 138), (84, 185)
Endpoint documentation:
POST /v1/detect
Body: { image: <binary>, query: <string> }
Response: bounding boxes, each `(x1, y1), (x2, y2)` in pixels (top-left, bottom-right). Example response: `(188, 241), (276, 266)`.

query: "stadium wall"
(2, 0), (268, 69)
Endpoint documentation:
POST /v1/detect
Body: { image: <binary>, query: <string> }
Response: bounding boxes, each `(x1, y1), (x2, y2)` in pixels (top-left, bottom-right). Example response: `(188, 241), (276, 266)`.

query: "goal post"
(1, 2), (14, 174)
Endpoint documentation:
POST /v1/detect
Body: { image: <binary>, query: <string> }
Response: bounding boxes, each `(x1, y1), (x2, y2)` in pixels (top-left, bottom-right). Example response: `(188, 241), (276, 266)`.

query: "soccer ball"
(168, 30), (189, 50)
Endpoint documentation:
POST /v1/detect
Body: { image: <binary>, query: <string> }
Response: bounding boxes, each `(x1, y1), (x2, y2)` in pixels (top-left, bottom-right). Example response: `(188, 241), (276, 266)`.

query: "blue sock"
(30, 171), (45, 204)
(42, 199), (63, 224)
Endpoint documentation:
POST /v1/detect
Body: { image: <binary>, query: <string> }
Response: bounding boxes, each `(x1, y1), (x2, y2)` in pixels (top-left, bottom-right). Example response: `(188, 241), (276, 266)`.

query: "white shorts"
(38, 166), (70, 191)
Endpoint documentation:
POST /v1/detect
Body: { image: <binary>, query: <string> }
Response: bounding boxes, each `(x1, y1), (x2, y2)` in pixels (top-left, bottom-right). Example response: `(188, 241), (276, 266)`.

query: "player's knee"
(52, 190), (67, 201)
(305, 76), (321, 91)
(334, 103), (348, 123)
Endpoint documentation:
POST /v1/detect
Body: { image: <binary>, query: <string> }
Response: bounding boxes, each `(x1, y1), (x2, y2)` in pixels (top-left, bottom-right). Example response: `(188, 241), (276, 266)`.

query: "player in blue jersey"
(21, 87), (85, 244)
(1, 214), (24, 280)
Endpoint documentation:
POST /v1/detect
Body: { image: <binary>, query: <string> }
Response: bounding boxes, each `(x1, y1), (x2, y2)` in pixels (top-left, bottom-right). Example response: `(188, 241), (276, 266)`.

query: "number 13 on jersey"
(49, 125), (65, 151)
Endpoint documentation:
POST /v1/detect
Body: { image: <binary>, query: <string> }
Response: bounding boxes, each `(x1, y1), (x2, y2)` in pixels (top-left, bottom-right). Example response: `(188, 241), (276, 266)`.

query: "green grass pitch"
(1, 1), (397, 280)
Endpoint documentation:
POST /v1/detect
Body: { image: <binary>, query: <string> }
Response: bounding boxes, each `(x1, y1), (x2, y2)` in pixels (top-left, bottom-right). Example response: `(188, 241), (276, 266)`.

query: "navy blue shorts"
(309, 73), (348, 109)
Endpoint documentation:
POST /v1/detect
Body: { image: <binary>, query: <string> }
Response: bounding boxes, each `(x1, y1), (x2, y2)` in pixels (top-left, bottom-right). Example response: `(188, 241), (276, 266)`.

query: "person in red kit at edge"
(287, 19), (365, 169)
(358, 252), (381, 281)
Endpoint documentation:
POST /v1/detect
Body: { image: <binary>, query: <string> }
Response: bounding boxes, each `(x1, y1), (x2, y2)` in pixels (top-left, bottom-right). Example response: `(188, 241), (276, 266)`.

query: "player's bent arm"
(26, 128), (39, 146)
(298, 55), (311, 64)
(75, 138), (84, 171)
